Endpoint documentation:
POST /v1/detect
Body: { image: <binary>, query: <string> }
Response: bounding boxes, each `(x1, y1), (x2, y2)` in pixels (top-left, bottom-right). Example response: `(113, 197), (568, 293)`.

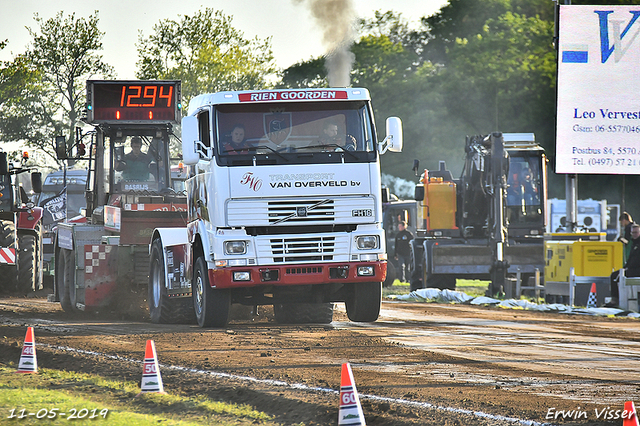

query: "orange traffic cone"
(138, 340), (165, 395)
(624, 401), (639, 426)
(338, 363), (366, 425)
(587, 282), (597, 308)
(16, 327), (37, 373)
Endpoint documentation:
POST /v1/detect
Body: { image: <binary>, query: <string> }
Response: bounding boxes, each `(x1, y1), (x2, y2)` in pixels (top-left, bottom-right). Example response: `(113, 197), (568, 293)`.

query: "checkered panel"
(84, 245), (113, 275)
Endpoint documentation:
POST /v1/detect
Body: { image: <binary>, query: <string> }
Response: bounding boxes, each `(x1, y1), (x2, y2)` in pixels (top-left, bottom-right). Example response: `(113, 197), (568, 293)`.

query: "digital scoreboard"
(86, 80), (181, 124)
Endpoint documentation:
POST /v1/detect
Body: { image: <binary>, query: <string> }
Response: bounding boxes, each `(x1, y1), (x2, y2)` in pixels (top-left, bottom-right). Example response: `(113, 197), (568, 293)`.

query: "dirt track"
(0, 294), (638, 425)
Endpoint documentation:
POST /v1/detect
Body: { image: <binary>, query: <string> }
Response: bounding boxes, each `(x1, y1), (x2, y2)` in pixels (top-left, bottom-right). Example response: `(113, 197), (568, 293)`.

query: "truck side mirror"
(378, 117), (403, 154)
(0, 152), (7, 175)
(55, 136), (68, 160)
(386, 117), (403, 153)
(181, 116), (200, 165)
(381, 186), (390, 203)
(415, 184), (425, 202)
(31, 172), (42, 194)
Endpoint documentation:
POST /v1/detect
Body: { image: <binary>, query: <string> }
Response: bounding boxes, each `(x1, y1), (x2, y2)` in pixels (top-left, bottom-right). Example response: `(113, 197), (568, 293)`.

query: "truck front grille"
(268, 200), (334, 224)
(227, 197), (376, 227)
(270, 236), (335, 263)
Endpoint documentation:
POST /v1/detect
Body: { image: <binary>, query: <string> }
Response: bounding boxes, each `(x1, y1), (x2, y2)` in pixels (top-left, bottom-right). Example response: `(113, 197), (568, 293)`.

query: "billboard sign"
(556, 5), (640, 174)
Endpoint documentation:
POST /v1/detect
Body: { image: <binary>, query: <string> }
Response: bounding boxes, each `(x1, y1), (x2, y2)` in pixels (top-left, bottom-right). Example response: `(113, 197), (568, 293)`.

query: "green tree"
(0, 11), (113, 164)
(136, 8), (276, 106)
(278, 57), (326, 88)
(277, 4), (559, 183)
(437, 12), (556, 142)
(0, 54), (49, 147)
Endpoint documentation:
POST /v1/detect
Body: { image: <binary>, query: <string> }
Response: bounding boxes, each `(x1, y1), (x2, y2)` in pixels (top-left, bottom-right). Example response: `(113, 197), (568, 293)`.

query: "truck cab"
(151, 87), (403, 327)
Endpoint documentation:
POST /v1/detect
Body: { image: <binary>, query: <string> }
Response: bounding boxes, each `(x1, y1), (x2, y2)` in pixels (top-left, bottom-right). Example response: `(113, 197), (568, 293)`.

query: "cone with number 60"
(339, 362), (366, 425)
(138, 340), (165, 395)
(16, 326), (37, 373)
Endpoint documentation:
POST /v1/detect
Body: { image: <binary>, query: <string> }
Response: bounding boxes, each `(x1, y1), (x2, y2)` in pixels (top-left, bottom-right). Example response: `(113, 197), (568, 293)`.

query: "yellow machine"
(544, 236), (623, 305)
(420, 174), (457, 232)
(545, 239), (623, 282)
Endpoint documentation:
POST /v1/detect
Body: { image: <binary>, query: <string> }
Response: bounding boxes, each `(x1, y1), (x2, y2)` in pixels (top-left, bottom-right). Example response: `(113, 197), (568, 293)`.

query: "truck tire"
(345, 282), (381, 322)
(193, 256), (230, 327)
(273, 303), (334, 324)
(148, 239), (194, 324)
(17, 234), (37, 293)
(383, 261), (396, 288)
(57, 249), (75, 313)
(35, 224), (43, 291)
(0, 220), (17, 291)
(410, 260), (425, 292)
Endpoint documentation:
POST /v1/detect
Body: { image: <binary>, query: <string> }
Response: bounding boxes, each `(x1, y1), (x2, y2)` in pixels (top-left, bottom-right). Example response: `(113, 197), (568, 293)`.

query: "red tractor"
(0, 150), (43, 293)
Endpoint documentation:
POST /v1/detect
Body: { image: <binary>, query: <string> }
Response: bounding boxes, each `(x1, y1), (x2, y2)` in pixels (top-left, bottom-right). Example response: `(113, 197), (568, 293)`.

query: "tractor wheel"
(17, 234), (37, 293)
(148, 239), (194, 324)
(0, 221), (17, 292)
(56, 249), (74, 313)
(273, 302), (334, 324)
(345, 282), (382, 322)
(35, 224), (43, 291)
(193, 256), (230, 328)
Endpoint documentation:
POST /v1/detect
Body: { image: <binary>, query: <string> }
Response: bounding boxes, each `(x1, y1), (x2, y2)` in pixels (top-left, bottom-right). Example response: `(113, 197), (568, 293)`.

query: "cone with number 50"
(339, 362), (366, 425)
(138, 340), (165, 395)
(16, 326), (37, 373)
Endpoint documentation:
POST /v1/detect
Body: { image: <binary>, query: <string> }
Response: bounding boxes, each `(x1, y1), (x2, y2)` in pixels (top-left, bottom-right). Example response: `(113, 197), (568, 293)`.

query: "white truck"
(149, 87), (402, 327)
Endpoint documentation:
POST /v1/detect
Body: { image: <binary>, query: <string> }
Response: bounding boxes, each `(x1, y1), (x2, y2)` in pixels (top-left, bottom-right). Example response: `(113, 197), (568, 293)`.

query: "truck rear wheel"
(149, 239), (194, 324)
(57, 249), (75, 313)
(273, 303), (334, 324)
(345, 282), (381, 322)
(193, 256), (230, 327)
(0, 220), (17, 292)
(383, 261), (396, 288)
(17, 234), (37, 293)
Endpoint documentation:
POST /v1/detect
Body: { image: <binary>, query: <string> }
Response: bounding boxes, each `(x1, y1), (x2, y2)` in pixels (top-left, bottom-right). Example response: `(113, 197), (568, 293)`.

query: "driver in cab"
(319, 122), (356, 152)
(115, 136), (154, 181)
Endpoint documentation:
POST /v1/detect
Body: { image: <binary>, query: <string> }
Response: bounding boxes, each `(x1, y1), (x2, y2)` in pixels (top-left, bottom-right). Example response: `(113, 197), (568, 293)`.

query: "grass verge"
(383, 279), (489, 299)
(0, 365), (277, 425)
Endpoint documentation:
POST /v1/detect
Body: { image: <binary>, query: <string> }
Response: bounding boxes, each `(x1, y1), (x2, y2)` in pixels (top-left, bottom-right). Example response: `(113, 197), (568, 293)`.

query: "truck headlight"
(224, 241), (247, 255)
(356, 235), (379, 250)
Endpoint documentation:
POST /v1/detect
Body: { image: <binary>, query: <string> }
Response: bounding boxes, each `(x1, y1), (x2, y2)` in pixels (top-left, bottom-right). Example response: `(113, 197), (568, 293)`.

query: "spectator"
(521, 168), (538, 204)
(608, 222), (640, 307)
(394, 221), (414, 283)
(619, 212), (634, 262)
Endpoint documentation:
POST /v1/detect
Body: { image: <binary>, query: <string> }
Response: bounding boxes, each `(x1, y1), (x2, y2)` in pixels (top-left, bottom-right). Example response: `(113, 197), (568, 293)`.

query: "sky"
(0, 0), (448, 78)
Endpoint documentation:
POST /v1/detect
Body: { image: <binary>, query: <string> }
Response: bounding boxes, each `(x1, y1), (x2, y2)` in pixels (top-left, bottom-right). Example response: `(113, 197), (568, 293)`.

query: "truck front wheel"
(345, 282), (381, 322)
(193, 256), (230, 327)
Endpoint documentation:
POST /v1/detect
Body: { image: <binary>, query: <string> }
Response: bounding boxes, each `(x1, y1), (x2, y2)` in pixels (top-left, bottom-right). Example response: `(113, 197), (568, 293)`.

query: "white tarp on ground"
(388, 288), (640, 318)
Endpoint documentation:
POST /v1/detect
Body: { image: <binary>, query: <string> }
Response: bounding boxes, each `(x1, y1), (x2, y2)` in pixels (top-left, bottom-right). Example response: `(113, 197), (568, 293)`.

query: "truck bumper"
(208, 261), (387, 289)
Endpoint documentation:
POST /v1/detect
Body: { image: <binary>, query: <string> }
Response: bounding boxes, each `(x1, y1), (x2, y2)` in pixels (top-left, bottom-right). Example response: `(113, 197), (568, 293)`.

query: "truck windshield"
(506, 156), (543, 225)
(214, 101), (376, 165)
(109, 132), (179, 193)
